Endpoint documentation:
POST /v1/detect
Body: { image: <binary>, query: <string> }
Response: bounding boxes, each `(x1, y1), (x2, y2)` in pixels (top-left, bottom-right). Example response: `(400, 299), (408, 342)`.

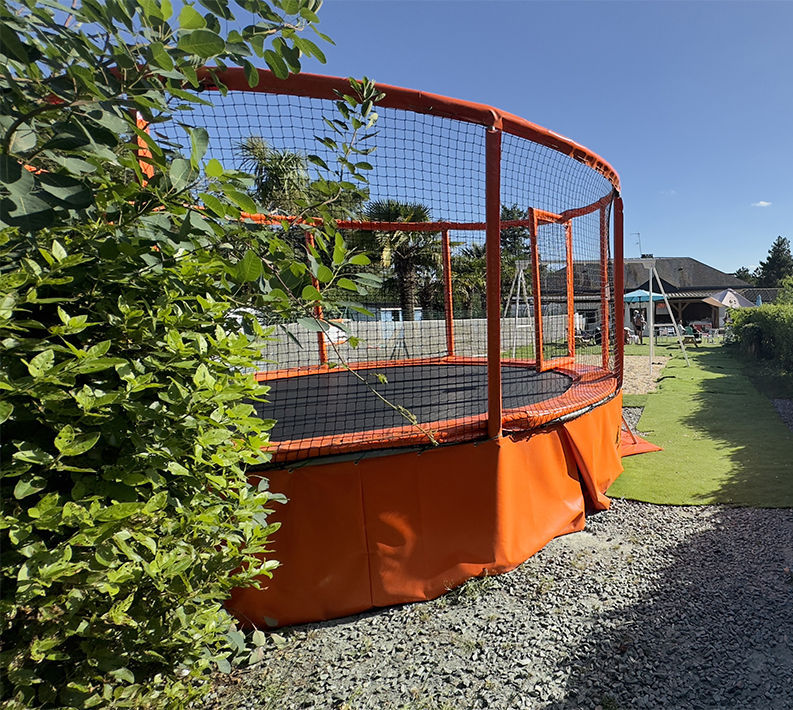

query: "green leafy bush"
(0, 0), (382, 707)
(731, 304), (793, 371)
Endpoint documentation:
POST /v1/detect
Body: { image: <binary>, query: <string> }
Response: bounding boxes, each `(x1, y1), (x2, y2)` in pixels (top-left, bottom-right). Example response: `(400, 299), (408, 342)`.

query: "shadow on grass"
(611, 344), (793, 507)
(544, 505), (793, 710)
(677, 347), (793, 507)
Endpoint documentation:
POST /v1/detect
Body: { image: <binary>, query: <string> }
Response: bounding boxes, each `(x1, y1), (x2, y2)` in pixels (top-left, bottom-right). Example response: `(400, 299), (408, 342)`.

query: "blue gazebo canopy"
(624, 289), (664, 303)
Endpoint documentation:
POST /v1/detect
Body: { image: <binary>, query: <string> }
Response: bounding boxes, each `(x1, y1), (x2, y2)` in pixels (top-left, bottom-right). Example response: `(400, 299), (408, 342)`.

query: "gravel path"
(206, 501), (793, 710)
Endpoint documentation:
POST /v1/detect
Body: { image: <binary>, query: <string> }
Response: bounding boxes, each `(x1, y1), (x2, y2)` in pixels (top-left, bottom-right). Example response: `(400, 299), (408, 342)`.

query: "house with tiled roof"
(624, 256), (778, 327)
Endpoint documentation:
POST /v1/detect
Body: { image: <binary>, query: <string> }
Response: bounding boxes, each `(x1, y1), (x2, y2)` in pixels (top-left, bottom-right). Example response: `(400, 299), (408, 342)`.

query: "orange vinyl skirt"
(228, 395), (624, 629)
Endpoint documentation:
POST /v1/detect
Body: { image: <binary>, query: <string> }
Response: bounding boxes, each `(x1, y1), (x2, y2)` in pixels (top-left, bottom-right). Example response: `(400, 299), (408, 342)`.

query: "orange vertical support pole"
(305, 233), (329, 365)
(528, 208), (544, 371)
(613, 196), (625, 388)
(599, 207), (611, 371)
(441, 229), (455, 357)
(485, 128), (502, 440)
(135, 113), (155, 183)
(565, 221), (575, 358)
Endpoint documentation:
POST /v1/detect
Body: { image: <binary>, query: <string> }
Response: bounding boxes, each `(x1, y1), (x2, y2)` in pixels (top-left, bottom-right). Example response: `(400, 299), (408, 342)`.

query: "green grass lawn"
(610, 342), (793, 507)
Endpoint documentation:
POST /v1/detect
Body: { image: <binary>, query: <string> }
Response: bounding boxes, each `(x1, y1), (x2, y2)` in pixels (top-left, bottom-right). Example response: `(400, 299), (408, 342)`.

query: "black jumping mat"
(255, 364), (572, 442)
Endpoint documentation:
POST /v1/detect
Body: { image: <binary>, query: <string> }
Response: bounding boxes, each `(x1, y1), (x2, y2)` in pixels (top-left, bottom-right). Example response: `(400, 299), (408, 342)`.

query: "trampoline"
(157, 68), (627, 627)
(255, 361), (620, 463)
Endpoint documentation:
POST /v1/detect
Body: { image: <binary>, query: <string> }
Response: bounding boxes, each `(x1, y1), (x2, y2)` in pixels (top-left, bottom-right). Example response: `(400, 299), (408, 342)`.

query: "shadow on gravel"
(547, 507), (793, 710)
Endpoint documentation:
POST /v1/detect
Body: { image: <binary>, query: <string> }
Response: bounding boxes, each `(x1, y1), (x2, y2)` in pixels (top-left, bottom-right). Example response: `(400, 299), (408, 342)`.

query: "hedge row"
(731, 304), (793, 370)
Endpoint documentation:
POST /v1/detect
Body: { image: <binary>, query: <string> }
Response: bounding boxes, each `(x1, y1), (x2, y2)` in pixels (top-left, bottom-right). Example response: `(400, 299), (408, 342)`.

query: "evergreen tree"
(755, 236), (793, 287)
(733, 266), (757, 285)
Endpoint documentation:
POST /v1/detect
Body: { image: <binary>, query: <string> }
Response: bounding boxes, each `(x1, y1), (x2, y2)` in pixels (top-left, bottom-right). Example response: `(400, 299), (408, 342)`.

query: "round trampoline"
(255, 360), (618, 463)
(163, 68), (627, 628)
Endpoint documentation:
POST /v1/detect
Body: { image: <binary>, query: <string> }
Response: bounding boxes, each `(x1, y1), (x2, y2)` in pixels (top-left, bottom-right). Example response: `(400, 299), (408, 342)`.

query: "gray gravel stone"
(203, 501), (793, 710)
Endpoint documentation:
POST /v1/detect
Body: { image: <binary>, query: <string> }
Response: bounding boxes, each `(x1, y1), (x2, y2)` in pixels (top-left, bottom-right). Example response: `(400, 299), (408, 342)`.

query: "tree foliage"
(754, 236), (793, 288)
(733, 266), (757, 286)
(359, 199), (439, 322)
(731, 304), (793, 371)
(0, 0), (382, 707)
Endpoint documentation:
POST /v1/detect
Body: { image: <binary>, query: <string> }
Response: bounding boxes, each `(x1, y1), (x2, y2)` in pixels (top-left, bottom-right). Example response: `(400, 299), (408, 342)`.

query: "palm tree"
(363, 199), (439, 322)
(452, 242), (487, 318)
(237, 136), (310, 215)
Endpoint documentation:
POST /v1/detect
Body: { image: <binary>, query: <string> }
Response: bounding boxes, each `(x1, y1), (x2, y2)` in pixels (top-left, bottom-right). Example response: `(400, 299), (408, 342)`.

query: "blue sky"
(287, 0), (793, 274)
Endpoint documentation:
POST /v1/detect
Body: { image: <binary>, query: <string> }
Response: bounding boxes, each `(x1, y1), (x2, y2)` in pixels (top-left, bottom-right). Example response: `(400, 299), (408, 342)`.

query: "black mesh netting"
(154, 78), (619, 462)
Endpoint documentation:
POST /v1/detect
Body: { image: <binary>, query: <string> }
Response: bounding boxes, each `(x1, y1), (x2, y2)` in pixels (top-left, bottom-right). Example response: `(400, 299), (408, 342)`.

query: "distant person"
(632, 310), (646, 344)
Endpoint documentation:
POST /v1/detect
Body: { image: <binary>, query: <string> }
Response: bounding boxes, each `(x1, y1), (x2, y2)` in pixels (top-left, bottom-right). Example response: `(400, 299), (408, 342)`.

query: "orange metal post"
(599, 207), (611, 371)
(565, 221), (575, 358)
(305, 233), (329, 365)
(441, 229), (456, 357)
(528, 208), (544, 371)
(135, 113), (154, 183)
(614, 196), (625, 387)
(485, 129), (503, 439)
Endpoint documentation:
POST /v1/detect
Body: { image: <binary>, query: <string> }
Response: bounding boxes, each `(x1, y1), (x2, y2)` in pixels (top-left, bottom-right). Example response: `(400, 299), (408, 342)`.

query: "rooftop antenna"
(630, 232), (642, 255)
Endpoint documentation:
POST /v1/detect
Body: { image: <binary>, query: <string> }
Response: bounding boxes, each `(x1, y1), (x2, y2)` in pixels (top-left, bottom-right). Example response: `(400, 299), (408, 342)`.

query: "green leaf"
(243, 59), (260, 88)
(299, 7), (320, 23)
(52, 240), (68, 262)
(170, 158), (195, 193)
(301, 285), (321, 300)
(14, 474), (48, 500)
(178, 29), (226, 58)
(205, 158), (223, 178)
(297, 318), (326, 332)
(179, 4), (207, 29)
(198, 0), (234, 19)
(0, 155), (34, 196)
(337, 278), (359, 292)
(0, 24), (31, 63)
(349, 254), (370, 265)
(37, 173), (93, 209)
(144, 492), (168, 514)
(237, 250), (263, 282)
(54, 426), (101, 457)
(9, 125), (36, 155)
(199, 192), (225, 217)
(294, 36), (326, 63)
(264, 50), (289, 80)
(189, 126), (210, 167)
(222, 187), (257, 213)
(1, 194), (54, 231)
(149, 41), (175, 71)
(95, 503), (144, 521)
(307, 154), (329, 171)
(0, 400), (13, 424)
(315, 265), (334, 283)
(28, 349), (55, 377)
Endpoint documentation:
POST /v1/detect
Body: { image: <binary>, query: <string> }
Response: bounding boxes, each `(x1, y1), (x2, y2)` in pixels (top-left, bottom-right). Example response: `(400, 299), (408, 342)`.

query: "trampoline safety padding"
(229, 396), (624, 629)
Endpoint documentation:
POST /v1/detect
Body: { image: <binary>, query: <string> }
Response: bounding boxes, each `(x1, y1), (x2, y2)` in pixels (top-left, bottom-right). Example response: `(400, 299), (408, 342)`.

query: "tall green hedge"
(0, 0), (382, 707)
(731, 304), (793, 371)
